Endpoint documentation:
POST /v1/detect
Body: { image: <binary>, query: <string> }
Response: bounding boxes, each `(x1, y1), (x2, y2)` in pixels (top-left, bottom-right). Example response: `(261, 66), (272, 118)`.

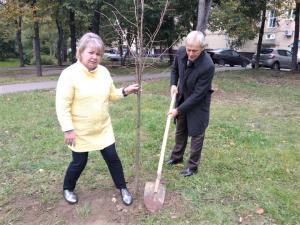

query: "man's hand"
(170, 85), (178, 98)
(64, 130), (76, 147)
(168, 108), (179, 118)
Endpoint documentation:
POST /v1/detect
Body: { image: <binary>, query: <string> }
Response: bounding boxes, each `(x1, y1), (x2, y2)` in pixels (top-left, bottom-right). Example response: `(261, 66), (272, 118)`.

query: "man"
(167, 31), (215, 177)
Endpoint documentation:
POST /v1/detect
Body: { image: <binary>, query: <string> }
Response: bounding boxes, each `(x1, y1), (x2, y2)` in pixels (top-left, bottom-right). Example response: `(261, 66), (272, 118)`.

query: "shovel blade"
(144, 182), (166, 213)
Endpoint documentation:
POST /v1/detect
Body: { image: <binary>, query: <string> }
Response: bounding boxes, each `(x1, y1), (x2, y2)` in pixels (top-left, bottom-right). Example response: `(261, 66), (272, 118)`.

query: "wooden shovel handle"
(154, 93), (176, 193)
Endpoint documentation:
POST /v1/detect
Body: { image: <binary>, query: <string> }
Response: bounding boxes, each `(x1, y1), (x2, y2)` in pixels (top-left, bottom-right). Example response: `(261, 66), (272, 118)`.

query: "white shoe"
(120, 188), (133, 206)
(63, 190), (78, 204)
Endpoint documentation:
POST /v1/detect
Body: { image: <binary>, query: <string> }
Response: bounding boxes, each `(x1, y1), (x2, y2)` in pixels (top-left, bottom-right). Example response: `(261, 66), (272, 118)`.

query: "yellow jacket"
(56, 61), (124, 152)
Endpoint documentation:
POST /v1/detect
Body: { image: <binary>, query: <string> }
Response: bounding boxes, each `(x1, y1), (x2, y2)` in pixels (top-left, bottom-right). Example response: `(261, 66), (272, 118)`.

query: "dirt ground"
(3, 183), (185, 225)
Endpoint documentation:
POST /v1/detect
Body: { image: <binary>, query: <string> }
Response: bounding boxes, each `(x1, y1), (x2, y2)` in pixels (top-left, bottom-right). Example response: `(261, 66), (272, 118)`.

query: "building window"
(285, 9), (294, 20)
(265, 33), (275, 40)
(268, 10), (277, 28)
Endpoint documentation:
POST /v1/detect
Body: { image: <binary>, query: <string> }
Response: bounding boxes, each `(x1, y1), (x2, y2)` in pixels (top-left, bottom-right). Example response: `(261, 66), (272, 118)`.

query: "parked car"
(104, 49), (122, 61)
(251, 48), (300, 70)
(207, 48), (250, 67)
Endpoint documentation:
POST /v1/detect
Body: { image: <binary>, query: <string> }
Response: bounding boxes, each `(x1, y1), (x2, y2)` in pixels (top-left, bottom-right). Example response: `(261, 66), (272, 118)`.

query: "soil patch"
(1, 185), (186, 225)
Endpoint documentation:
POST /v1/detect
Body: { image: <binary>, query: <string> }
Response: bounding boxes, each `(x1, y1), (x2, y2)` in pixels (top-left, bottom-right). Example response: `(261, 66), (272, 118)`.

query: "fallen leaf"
(256, 208), (264, 215)
(239, 216), (243, 223)
(116, 204), (123, 211)
(111, 197), (117, 203)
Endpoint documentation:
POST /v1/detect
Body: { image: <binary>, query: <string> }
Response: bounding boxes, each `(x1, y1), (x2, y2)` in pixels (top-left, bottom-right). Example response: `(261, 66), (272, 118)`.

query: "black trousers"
(170, 114), (205, 171)
(63, 143), (126, 191)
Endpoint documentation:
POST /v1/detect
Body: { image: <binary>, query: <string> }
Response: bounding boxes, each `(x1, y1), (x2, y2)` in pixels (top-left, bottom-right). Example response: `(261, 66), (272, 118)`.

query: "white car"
(251, 48), (300, 70)
(104, 49), (122, 61)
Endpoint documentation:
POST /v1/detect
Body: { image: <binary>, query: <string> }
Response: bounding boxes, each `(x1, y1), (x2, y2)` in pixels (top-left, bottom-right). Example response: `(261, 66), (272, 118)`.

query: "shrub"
(30, 54), (56, 65)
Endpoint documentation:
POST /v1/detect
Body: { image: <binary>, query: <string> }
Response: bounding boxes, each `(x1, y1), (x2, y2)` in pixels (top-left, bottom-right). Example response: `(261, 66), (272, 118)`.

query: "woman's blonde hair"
(76, 32), (105, 60)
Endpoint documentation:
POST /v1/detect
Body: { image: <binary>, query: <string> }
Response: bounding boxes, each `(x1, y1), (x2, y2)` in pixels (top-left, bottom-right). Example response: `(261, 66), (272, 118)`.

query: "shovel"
(144, 93), (176, 213)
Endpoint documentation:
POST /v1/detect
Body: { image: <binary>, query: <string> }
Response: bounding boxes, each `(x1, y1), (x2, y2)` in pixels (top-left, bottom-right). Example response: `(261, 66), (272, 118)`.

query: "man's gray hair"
(185, 31), (205, 48)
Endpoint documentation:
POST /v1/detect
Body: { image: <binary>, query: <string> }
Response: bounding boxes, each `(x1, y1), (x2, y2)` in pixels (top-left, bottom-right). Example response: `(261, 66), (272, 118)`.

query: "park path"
(0, 66), (247, 95)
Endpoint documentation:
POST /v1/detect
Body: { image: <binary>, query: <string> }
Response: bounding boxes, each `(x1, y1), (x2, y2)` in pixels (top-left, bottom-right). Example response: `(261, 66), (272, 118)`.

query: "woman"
(56, 32), (139, 206)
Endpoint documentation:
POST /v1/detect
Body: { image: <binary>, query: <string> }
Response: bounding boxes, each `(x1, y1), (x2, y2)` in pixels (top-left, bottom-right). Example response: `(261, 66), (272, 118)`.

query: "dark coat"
(170, 46), (215, 136)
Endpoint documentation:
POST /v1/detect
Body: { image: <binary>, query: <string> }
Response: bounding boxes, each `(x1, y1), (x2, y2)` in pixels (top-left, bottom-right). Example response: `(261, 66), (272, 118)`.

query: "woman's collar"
(77, 61), (98, 75)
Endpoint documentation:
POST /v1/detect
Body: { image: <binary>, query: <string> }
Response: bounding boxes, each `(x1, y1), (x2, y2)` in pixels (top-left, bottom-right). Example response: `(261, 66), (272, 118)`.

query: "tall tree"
(254, 1), (267, 68)
(209, 0), (260, 48)
(196, 0), (212, 33)
(15, 15), (25, 67)
(32, 0), (42, 76)
(291, 1), (300, 70)
(0, 0), (29, 67)
(69, 9), (77, 63)
(209, 0), (283, 49)
(253, 0), (289, 68)
(91, 0), (101, 35)
(55, 0), (64, 66)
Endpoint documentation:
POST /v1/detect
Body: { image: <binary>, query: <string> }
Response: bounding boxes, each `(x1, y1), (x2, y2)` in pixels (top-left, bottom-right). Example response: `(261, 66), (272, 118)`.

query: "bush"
(0, 39), (17, 60)
(30, 54), (56, 65)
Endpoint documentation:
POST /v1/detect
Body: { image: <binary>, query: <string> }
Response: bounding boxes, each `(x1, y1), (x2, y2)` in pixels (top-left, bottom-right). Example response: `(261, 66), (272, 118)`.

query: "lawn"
(0, 69), (299, 225)
(0, 58), (20, 67)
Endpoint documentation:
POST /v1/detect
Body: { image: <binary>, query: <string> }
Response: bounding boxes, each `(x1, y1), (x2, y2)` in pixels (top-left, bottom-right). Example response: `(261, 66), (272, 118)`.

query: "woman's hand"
(64, 130), (76, 147)
(123, 84), (140, 95)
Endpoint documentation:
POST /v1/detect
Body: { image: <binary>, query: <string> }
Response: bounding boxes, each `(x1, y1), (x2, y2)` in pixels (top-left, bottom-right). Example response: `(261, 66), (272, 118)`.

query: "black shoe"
(180, 168), (198, 177)
(165, 159), (183, 165)
(63, 190), (78, 204)
(120, 188), (133, 206)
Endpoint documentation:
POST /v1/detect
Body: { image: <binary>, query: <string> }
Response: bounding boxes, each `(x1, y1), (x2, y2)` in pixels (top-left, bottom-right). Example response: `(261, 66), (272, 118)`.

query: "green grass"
(0, 58), (20, 67)
(0, 70), (299, 224)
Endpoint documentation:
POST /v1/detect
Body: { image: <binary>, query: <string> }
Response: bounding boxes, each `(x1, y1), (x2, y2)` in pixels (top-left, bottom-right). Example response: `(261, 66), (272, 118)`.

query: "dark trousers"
(170, 114), (205, 171)
(63, 143), (126, 191)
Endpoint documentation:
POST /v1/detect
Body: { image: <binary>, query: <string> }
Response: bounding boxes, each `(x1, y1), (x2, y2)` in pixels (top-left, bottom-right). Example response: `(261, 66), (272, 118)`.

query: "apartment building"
(205, 7), (299, 54)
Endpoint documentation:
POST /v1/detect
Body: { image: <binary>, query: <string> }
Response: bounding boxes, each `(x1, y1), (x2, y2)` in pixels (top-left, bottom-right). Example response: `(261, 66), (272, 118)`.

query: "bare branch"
(144, 33), (183, 69)
(148, 0), (169, 45)
(143, 0), (169, 71)
(97, 9), (137, 58)
(103, 0), (137, 28)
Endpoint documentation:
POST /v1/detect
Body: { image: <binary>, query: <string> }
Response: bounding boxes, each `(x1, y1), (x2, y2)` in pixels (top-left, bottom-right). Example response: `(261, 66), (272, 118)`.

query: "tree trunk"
(134, 56), (142, 194)
(159, 41), (163, 61)
(91, 0), (101, 35)
(69, 9), (77, 63)
(292, 3), (299, 71)
(255, 4), (267, 69)
(196, 0), (212, 33)
(15, 16), (24, 67)
(134, 0), (144, 194)
(32, 0), (42, 76)
(56, 18), (64, 66)
(168, 41), (174, 64)
(56, 0), (64, 66)
(118, 37), (124, 66)
(62, 36), (68, 62)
